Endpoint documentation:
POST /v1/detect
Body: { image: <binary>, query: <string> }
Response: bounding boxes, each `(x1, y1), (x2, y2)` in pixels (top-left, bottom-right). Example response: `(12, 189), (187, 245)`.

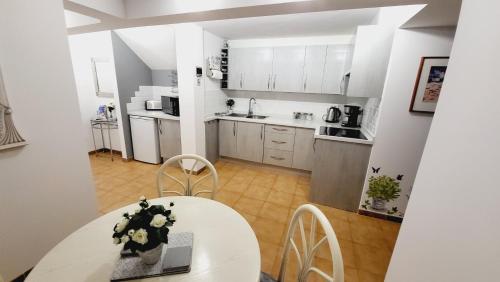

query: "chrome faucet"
(248, 98), (256, 116)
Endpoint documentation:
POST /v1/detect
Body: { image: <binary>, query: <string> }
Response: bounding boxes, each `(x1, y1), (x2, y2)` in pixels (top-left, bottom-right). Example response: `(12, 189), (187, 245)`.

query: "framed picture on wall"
(409, 56), (449, 113)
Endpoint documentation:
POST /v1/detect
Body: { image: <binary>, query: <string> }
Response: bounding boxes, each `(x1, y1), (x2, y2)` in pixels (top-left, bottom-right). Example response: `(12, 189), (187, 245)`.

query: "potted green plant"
(366, 175), (401, 210)
(112, 197), (176, 264)
(226, 98), (235, 113)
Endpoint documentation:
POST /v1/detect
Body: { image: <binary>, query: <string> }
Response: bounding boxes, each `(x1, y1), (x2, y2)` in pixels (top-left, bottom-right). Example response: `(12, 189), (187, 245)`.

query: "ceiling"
(63, 0), (461, 35)
(114, 25), (177, 70)
(198, 8), (379, 39)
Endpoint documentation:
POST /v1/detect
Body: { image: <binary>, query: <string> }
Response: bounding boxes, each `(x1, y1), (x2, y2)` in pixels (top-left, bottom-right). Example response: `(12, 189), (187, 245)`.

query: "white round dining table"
(26, 197), (261, 282)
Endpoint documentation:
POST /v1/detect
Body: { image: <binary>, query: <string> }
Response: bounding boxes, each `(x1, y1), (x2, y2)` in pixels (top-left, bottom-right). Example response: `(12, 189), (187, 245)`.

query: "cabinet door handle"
(313, 139), (317, 152)
(267, 74), (271, 89)
(270, 156), (285, 161)
(260, 125), (263, 140)
(240, 73), (243, 88)
(303, 75), (307, 91)
(272, 128), (287, 132)
(233, 122), (236, 136)
(272, 140), (286, 144)
(273, 74), (277, 90)
(158, 120), (162, 135)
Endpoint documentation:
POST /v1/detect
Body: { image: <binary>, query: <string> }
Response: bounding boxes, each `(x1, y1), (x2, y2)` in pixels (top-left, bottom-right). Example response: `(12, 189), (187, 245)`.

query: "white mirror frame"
(91, 57), (114, 98)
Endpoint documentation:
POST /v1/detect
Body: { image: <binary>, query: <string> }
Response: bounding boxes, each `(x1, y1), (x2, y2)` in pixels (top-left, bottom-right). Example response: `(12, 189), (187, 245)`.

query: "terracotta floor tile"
(89, 157), (400, 281)
(350, 223), (390, 250)
(353, 243), (391, 275)
(252, 217), (286, 245)
(272, 179), (297, 194)
(259, 202), (290, 224)
(251, 175), (276, 188)
(244, 184), (272, 201)
(294, 183), (310, 196)
(214, 190), (241, 207)
(290, 194), (309, 210)
(266, 190), (294, 207)
(233, 197), (265, 216)
(223, 179), (251, 193)
(357, 270), (385, 282)
(345, 266), (360, 282)
(259, 241), (281, 275)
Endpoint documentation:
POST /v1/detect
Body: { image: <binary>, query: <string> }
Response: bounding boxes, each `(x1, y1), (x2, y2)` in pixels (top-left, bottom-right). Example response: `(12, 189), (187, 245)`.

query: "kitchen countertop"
(128, 109), (180, 121)
(206, 113), (374, 145)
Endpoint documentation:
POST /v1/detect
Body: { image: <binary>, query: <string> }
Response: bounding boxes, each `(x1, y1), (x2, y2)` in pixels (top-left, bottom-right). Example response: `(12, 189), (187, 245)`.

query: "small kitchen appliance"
(145, 100), (162, 111)
(341, 105), (363, 128)
(323, 106), (342, 123)
(161, 96), (180, 116)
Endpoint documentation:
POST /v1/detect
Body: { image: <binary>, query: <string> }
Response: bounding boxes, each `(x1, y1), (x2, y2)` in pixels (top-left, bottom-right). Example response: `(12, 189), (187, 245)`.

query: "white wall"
(0, 1), (98, 280)
(68, 31), (124, 153)
(175, 24), (206, 169)
(386, 1), (500, 280)
(203, 30), (228, 116)
(114, 25), (177, 70)
(228, 34), (353, 48)
(358, 27), (455, 218)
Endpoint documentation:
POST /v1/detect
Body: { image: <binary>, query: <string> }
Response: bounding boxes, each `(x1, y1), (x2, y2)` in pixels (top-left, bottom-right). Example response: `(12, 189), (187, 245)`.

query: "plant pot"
(137, 243), (164, 265)
(371, 198), (387, 210)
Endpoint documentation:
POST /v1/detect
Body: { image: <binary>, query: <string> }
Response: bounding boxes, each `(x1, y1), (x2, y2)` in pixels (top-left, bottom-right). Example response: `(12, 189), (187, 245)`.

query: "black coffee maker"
(341, 105), (363, 128)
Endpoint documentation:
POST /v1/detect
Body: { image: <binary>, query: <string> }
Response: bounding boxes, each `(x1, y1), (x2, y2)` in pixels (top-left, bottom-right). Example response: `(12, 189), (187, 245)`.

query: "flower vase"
(137, 243), (164, 265)
(371, 198), (387, 210)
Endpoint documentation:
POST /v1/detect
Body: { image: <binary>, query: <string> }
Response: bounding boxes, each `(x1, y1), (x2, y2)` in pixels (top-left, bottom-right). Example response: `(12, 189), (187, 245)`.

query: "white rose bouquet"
(112, 197), (176, 253)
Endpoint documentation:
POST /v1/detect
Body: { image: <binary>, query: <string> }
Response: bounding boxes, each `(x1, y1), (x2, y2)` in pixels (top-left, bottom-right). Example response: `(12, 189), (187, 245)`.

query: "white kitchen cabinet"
(228, 48), (273, 91)
(236, 122), (264, 163)
(158, 119), (181, 161)
(271, 46), (306, 92)
(219, 120), (238, 158)
(303, 46), (327, 93)
(241, 48), (274, 91)
(347, 25), (394, 97)
(228, 48), (244, 90)
(292, 128), (315, 171)
(322, 44), (350, 95)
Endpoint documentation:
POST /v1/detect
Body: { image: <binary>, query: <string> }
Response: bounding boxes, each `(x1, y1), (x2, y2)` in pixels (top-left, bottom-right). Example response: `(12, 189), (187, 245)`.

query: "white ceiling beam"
(63, 0), (122, 23)
(67, 0), (455, 35)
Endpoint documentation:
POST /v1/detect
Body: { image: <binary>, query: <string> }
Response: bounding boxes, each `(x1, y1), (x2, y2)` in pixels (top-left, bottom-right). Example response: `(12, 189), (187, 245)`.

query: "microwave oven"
(161, 96), (180, 116)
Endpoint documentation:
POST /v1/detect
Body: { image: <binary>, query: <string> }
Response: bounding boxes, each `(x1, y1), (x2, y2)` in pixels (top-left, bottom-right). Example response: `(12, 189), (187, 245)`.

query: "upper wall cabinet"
(322, 45), (350, 95)
(271, 46), (306, 92)
(243, 48), (274, 91)
(226, 41), (355, 95)
(347, 25), (394, 98)
(227, 48), (243, 90)
(303, 46), (327, 93)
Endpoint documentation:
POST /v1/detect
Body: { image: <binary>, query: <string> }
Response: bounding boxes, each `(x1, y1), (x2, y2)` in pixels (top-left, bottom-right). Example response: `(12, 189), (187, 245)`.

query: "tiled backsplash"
(361, 98), (381, 136)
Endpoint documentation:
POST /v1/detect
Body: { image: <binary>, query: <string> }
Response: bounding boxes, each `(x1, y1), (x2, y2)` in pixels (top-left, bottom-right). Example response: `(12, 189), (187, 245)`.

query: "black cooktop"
(319, 126), (368, 140)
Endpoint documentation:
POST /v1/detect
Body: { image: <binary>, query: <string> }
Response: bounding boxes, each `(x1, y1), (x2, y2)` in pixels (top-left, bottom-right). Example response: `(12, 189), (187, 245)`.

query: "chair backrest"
(278, 204), (344, 282)
(157, 154), (219, 199)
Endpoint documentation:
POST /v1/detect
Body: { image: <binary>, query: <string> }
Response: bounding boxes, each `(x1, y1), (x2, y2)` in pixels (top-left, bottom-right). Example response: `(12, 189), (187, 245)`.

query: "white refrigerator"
(129, 115), (161, 164)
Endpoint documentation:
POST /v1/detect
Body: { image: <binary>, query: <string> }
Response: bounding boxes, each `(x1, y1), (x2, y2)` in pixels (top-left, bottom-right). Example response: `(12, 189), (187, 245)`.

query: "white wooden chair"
(157, 154), (219, 199)
(261, 204), (344, 282)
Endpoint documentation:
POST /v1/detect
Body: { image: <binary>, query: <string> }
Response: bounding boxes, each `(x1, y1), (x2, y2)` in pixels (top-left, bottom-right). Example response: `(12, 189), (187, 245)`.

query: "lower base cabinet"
(158, 119), (181, 162)
(218, 120), (264, 163)
(292, 128), (315, 171)
(310, 139), (372, 211)
(205, 120), (219, 164)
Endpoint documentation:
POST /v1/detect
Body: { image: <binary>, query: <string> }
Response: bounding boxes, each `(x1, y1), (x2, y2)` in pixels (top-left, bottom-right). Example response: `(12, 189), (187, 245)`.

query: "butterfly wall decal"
(371, 167), (380, 173)
(397, 174), (404, 181)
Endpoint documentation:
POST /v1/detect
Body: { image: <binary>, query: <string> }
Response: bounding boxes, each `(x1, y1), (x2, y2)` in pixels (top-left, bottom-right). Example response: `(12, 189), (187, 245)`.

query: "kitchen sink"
(245, 115), (267, 119)
(225, 113), (248, 117)
(225, 113), (267, 119)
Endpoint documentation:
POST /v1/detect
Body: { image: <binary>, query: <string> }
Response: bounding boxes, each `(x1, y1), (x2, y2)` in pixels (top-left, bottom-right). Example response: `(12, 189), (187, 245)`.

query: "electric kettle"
(323, 106), (342, 123)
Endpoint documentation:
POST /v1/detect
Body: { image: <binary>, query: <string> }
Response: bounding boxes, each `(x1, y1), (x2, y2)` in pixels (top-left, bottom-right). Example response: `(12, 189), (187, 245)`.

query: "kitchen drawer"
(264, 132), (295, 151)
(265, 124), (296, 135)
(263, 148), (293, 167)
